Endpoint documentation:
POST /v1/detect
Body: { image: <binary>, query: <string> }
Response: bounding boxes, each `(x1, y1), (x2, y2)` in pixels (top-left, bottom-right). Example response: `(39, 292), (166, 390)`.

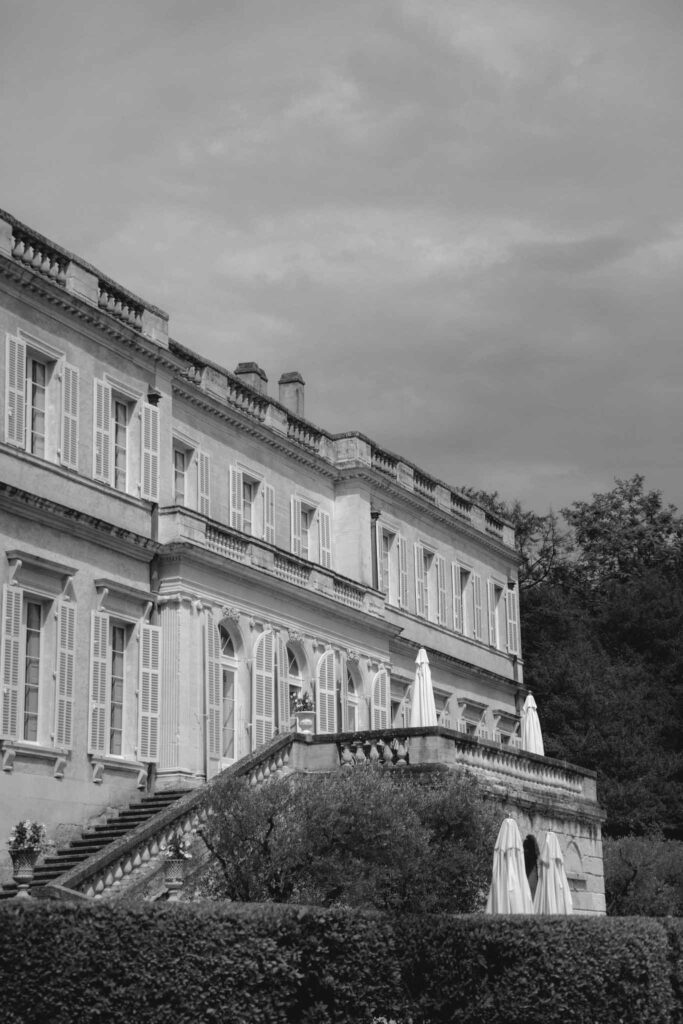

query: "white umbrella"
(485, 817), (534, 914)
(521, 693), (544, 755)
(409, 648), (438, 728)
(533, 831), (573, 915)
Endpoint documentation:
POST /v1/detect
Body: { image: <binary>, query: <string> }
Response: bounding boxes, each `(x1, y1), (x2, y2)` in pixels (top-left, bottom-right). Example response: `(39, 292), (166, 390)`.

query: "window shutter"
(398, 535), (409, 609)
(376, 526), (384, 593)
(371, 667), (389, 729)
(141, 403), (160, 502)
(263, 483), (275, 544)
(339, 656), (348, 731)
(139, 623), (161, 762)
(205, 611), (222, 759)
(229, 465), (243, 530)
(487, 579), (497, 647)
(93, 379), (112, 483)
(5, 334), (26, 448)
(1, 585), (23, 738)
(318, 510), (332, 568)
(316, 649), (336, 734)
(436, 555), (447, 625)
(473, 574), (483, 641)
(88, 611), (109, 755)
(290, 496), (303, 556)
(414, 544), (425, 617)
(55, 601), (76, 748)
(277, 636), (291, 732)
(506, 588), (520, 655)
(198, 450), (211, 517)
(61, 364), (79, 470)
(252, 631), (275, 748)
(452, 562), (463, 633)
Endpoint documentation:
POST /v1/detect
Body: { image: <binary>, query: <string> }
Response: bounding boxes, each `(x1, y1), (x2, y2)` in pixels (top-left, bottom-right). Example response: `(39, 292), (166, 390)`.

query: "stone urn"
(10, 848), (39, 898)
(164, 856), (185, 901)
(294, 710), (315, 736)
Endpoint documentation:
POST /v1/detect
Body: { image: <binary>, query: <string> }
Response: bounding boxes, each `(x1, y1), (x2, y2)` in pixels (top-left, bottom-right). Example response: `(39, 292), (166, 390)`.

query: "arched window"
(219, 626), (237, 761)
(345, 672), (359, 731)
(371, 667), (389, 729)
(523, 834), (540, 898)
(316, 649), (337, 734)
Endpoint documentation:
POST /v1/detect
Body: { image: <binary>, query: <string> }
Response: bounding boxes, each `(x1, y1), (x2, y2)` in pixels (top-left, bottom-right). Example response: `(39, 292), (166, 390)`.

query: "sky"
(2, 0), (683, 516)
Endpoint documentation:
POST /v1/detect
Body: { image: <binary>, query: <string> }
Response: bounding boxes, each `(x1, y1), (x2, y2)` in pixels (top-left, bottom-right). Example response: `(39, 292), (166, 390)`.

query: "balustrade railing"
(206, 526), (249, 562)
(414, 471), (436, 502)
(371, 446), (398, 478)
(485, 512), (504, 540)
(333, 579), (364, 610)
(451, 493), (472, 521)
(10, 228), (68, 286)
(98, 282), (144, 331)
(225, 376), (269, 422)
(274, 553), (311, 586)
(287, 415), (322, 453)
(338, 735), (409, 768)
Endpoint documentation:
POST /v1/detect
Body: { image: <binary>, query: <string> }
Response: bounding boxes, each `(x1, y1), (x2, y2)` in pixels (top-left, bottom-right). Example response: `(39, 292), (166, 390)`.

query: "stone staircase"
(1, 790), (188, 900)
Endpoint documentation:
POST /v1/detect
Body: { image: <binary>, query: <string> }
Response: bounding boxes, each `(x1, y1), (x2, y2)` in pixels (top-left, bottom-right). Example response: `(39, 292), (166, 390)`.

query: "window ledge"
(89, 755), (148, 788)
(2, 741), (70, 777)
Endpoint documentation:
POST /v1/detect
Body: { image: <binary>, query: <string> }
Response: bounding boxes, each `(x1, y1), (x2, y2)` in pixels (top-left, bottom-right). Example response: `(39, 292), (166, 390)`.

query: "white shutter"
(263, 483), (275, 544)
(414, 544), (425, 617)
(506, 588), (520, 655)
(473, 574), (483, 641)
(452, 562), (463, 633)
(88, 611), (109, 755)
(139, 623), (161, 762)
(436, 555), (447, 625)
(252, 631), (275, 748)
(205, 611), (222, 759)
(229, 465), (243, 530)
(61, 364), (79, 470)
(1, 585), (23, 738)
(55, 601), (76, 748)
(198, 450), (211, 517)
(316, 649), (336, 734)
(93, 379), (112, 483)
(371, 667), (389, 729)
(339, 654), (348, 731)
(277, 636), (291, 732)
(5, 334), (26, 448)
(376, 526), (384, 593)
(141, 403), (160, 502)
(487, 579), (497, 647)
(291, 496), (303, 556)
(398, 535), (409, 609)
(318, 509), (332, 568)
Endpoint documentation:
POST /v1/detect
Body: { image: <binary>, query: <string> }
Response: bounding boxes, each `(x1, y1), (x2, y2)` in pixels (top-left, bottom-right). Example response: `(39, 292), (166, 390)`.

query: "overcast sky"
(2, 0), (683, 515)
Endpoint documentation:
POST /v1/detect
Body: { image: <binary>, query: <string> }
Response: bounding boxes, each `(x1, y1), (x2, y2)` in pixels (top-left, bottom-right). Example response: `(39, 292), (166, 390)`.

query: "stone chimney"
(278, 371), (305, 418)
(234, 362), (268, 395)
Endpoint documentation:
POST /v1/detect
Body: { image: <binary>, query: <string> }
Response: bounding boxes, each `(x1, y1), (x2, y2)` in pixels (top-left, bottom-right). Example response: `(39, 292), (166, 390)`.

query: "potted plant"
(7, 820), (49, 897)
(292, 692), (315, 736)
(163, 831), (194, 899)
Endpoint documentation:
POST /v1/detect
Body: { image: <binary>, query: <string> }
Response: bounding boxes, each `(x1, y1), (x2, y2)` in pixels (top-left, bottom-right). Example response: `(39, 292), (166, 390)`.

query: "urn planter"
(10, 848), (39, 898)
(294, 710), (315, 736)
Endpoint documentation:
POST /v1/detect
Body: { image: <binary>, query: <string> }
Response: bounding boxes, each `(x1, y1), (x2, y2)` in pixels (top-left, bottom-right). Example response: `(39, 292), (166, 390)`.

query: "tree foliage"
(604, 835), (683, 916)
(196, 767), (500, 914)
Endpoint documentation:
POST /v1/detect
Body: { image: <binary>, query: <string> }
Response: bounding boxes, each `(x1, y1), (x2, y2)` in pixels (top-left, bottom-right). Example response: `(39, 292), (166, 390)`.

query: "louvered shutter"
(198, 451), (211, 517)
(139, 624), (161, 762)
(1, 585), (23, 738)
(229, 465), (243, 530)
(414, 544), (425, 617)
(473, 574), (483, 640)
(398, 535), (409, 609)
(5, 334), (26, 448)
(506, 588), (520, 655)
(252, 631), (275, 748)
(55, 601), (76, 748)
(205, 611), (222, 759)
(277, 636), (291, 732)
(318, 510), (332, 568)
(61, 364), (79, 470)
(316, 649), (336, 734)
(376, 526), (384, 593)
(371, 667), (389, 729)
(88, 611), (109, 754)
(263, 483), (275, 544)
(339, 654), (348, 731)
(141, 403), (160, 501)
(436, 555), (447, 625)
(93, 379), (112, 483)
(452, 562), (463, 633)
(291, 496), (303, 556)
(487, 579), (497, 647)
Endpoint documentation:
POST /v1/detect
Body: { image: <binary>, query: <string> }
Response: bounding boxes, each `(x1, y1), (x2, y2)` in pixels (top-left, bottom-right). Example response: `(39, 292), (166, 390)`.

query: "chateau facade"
(0, 207), (605, 912)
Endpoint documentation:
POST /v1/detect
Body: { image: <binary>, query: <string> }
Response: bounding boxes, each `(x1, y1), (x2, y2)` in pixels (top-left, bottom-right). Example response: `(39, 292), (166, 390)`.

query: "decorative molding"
(221, 605), (241, 623)
(92, 762), (105, 784)
(2, 747), (16, 772)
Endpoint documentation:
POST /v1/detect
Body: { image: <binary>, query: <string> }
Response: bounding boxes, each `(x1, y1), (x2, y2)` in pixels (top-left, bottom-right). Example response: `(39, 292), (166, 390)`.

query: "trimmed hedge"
(0, 902), (679, 1024)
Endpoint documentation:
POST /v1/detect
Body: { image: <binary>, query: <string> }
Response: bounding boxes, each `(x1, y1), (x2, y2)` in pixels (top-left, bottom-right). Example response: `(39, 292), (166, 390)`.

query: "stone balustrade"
(225, 374), (269, 422)
(273, 553), (311, 586)
(287, 415), (323, 453)
(414, 471), (436, 503)
(97, 282), (144, 331)
(205, 524), (249, 562)
(338, 735), (409, 768)
(371, 446), (399, 478)
(10, 228), (68, 286)
(332, 579), (365, 610)
(484, 511), (505, 541)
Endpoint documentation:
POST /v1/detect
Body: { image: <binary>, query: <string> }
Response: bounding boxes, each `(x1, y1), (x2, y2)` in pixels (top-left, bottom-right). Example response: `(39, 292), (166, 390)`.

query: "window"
(291, 496), (331, 567)
(173, 440), (211, 516)
(22, 601), (42, 741)
(230, 465), (275, 543)
(5, 333), (79, 469)
(316, 649), (337, 734)
(250, 630), (294, 749)
(487, 579), (505, 649)
(93, 379), (159, 500)
(377, 527), (401, 605)
(109, 624), (127, 755)
(371, 667), (389, 729)
(452, 562), (469, 634)
(113, 401), (128, 492)
(345, 673), (359, 731)
(173, 447), (187, 505)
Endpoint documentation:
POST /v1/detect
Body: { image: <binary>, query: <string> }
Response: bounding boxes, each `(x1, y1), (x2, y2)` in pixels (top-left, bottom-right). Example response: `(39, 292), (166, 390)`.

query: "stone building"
(0, 207), (605, 912)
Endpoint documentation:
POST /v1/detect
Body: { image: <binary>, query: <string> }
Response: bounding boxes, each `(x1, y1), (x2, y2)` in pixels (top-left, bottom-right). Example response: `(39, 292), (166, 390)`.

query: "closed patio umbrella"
(533, 831), (573, 915)
(485, 817), (534, 914)
(409, 647), (438, 728)
(521, 693), (544, 755)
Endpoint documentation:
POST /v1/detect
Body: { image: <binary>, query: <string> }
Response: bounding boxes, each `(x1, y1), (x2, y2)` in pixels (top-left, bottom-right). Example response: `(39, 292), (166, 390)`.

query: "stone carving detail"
(221, 606), (241, 623)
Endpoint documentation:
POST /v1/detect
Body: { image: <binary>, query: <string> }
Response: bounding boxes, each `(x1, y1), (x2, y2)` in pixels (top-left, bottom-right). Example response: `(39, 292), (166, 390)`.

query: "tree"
(196, 767), (500, 914)
(604, 834), (683, 915)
